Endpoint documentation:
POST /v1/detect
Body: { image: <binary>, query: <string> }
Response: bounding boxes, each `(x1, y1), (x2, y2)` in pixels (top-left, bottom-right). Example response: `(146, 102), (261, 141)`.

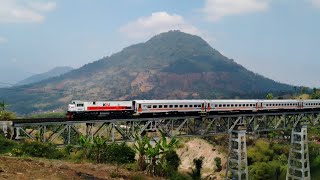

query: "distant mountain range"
(0, 31), (294, 114)
(16, 66), (73, 85)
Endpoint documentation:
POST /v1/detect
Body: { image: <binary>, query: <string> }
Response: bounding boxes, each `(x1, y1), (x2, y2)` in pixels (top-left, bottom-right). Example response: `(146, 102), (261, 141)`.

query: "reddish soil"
(0, 156), (161, 180)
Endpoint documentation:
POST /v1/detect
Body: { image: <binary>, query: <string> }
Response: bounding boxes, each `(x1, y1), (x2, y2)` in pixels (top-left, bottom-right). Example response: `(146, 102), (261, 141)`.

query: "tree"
(0, 101), (7, 111)
(105, 142), (135, 175)
(249, 162), (273, 180)
(132, 133), (149, 171)
(146, 139), (162, 176)
(214, 157), (222, 172)
(90, 136), (107, 163)
(189, 157), (204, 180)
(266, 93), (273, 100)
(161, 150), (181, 176)
(77, 135), (92, 159)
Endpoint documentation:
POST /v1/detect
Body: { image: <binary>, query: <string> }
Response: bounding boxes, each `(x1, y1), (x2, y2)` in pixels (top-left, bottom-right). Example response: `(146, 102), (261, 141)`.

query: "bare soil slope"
(176, 138), (227, 179)
(0, 156), (158, 180)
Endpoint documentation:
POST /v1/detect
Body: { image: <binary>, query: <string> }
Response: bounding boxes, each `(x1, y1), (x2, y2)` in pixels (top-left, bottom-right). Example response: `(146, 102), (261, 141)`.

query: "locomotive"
(66, 99), (320, 119)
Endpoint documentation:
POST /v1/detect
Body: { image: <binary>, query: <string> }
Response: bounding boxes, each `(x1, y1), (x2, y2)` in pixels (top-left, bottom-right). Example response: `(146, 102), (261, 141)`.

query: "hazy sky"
(0, 0), (320, 87)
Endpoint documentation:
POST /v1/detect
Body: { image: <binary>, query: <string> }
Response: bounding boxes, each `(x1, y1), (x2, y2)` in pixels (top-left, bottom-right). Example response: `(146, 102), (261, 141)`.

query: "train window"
(93, 102), (96, 105)
(214, 104), (218, 107)
(164, 105), (168, 108)
(147, 105), (151, 108)
(219, 104), (222, 107)
(239, 104), (241, 107)
(179, 105), (183, 108)
(184, 105), (188, 108)
(77, 104), (84, 107)
(223, 104), (226, 107)
(227, 104), (230, 107)
(231, 104), (234, 107)
(198, 104), (202, 107)
(266, 104), (268, 106)
(188, 105), (192, 107)
(159, 105), (163, 108)
(174, 105), (178, 108)
(153, 105), (157, 108)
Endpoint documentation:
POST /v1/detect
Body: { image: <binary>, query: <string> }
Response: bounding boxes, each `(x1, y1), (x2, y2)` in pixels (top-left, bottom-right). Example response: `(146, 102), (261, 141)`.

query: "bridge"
(1, 110), (320, 180)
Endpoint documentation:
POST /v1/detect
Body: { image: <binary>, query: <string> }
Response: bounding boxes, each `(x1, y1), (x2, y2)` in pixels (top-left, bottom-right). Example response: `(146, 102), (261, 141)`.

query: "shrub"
(161, 150), (181, 176)
(104, 142), (135, 164)
(19, 141), (65, 159)
(0, 135), (17, 154)
(169, 172), (192, 180)
(214, 157), (222, 172)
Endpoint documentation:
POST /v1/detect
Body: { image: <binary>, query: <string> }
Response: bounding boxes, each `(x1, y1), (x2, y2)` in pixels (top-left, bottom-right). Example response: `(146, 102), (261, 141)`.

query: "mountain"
(0, 31), (293, 114)
(16, 66), (74, 85)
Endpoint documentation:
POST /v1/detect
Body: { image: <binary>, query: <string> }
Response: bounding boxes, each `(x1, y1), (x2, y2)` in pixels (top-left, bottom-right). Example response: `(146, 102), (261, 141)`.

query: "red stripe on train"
(87, 106), (131, 111)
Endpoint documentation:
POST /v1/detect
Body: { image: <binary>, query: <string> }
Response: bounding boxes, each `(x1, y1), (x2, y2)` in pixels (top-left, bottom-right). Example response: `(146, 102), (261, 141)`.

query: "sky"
(0, 0), (320, 87)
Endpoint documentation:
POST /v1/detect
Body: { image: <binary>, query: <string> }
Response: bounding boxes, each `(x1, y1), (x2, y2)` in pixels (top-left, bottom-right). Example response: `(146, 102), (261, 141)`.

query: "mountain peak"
(1, 31), (293, 114)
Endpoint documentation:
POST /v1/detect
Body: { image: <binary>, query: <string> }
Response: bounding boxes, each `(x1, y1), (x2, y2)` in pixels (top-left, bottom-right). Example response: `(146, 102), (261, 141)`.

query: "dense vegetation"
(0, 130), (190, 179)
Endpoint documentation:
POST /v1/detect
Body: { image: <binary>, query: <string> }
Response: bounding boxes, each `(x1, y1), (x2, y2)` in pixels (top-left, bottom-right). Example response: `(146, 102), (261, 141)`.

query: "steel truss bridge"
(1, 110), (320, 180)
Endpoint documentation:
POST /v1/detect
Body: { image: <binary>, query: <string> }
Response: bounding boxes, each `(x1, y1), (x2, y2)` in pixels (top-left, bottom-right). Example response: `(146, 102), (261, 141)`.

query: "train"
(66, 99), (320, 119)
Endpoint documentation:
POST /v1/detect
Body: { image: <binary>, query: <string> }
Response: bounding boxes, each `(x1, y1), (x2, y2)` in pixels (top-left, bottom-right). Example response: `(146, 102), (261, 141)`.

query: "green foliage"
(248, 139), (274, 164)
(311, 88), (320, 99)
(169, 171), (192, 180)
(132, 133), (149, 171)
(0, 101), (6, 111)
(214, 157), (222, 172)
(28, 112), (66, 118)
(105, 142), (135, 165)
(189, 157), (204, 180)
(132, 130), (180, 177)
(266, 93), (274, 99)
(78, 135), (92, 159)
(0, 110), (16, 121)
(247, 139), (291, 180)
(161, 150), (181, 177)
(0, 135), (18, 154)
(18, 141), (65, 159)
(249, 162), (273, 180)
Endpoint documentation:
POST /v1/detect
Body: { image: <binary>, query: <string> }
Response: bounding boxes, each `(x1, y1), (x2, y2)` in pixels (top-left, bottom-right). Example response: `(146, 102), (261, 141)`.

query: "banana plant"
(146, 139), (162, 176)
(78, 135), (92, 159)
(132, 132), (149, 171)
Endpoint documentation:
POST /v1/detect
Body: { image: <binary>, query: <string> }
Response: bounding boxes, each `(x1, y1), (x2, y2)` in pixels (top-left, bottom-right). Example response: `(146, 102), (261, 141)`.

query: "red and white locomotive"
(67, 99), (320, 119)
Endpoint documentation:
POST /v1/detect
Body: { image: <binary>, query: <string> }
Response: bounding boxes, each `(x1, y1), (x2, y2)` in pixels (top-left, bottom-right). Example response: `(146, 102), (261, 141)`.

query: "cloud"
(0, 0), (56, 23)
(119, 12), (203, 40)
(28, 2), (56, 12)
(201, 0), (269, 21)
(310, 0), (320, 8)
(0, 37), (8, 44)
